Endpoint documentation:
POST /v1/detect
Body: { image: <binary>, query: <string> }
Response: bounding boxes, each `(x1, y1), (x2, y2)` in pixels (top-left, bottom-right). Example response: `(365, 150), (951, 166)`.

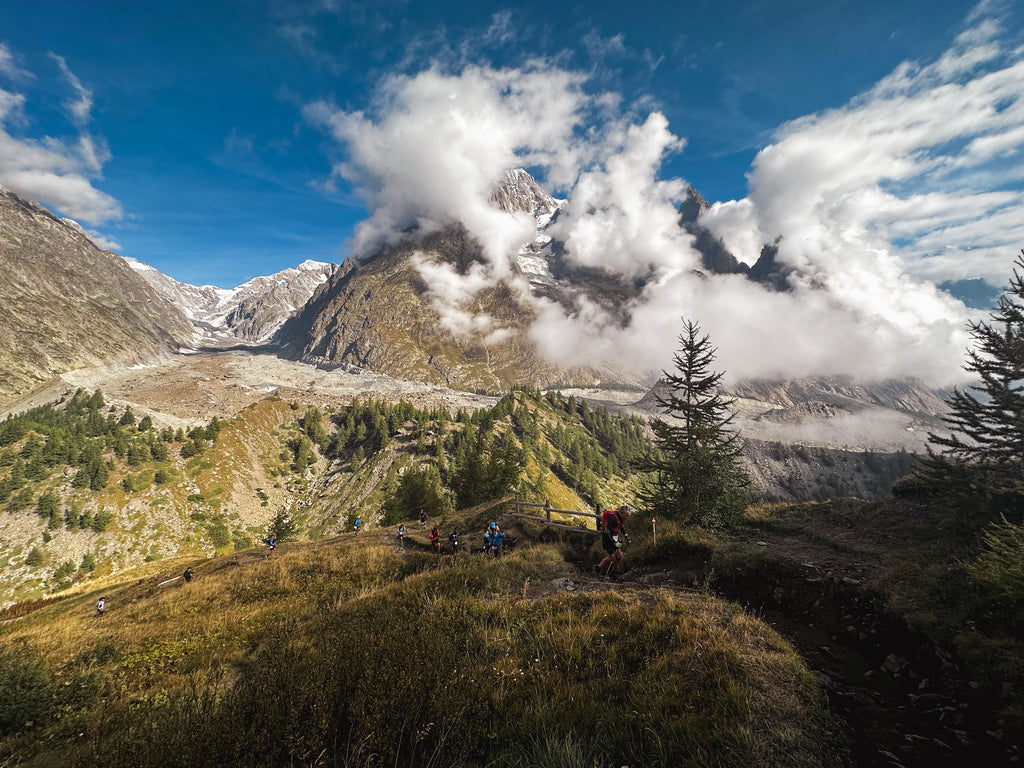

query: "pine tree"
(638, 319), (750, 527)
(267, 506), (299, 542)
(916, 252), (1024, 522)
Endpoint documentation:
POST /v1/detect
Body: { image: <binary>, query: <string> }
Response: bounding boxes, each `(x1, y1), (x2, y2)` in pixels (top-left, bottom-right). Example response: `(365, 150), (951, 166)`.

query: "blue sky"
(2, 0), (1015, 290)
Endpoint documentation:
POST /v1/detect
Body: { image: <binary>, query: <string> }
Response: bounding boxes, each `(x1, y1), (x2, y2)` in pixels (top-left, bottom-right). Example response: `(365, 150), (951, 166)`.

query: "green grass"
(0, 522), (844, 768)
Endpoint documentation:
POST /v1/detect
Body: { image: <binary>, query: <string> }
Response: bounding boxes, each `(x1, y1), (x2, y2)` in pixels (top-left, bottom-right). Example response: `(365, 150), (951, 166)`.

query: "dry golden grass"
(0, 518), (846, 768)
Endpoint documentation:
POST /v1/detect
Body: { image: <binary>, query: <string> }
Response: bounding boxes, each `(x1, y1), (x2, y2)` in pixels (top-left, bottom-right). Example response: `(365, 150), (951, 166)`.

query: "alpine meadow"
(2, 2), (1024, 767)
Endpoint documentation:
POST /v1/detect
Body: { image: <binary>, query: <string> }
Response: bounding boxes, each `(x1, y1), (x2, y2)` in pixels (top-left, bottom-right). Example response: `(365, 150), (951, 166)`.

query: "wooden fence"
(508, 498), (601, 533)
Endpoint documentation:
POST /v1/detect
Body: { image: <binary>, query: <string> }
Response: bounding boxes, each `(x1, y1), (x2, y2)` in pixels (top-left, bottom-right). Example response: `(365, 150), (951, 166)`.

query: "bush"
(24, 546), (44, 567)
(91, 509), (114, 533)
(967, 516), (1024, 629)
(208, 521), (231, 549)
(0, 645), (52, 738)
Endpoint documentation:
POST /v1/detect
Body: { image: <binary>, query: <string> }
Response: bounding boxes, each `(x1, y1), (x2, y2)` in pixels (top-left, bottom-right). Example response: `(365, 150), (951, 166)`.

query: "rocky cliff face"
(274, 168), (649, 391)
(678, 186), (792, 291)
(274, 171), (814, 392)
(0, 188), (193, 404)
(126, 258), (337, 345)
(276, 223), (639, 391)
(490, 168), (562, 218)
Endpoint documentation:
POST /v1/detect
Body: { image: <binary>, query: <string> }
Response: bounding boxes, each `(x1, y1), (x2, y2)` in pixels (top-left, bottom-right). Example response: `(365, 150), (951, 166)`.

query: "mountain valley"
(1, 178), (1020, 768)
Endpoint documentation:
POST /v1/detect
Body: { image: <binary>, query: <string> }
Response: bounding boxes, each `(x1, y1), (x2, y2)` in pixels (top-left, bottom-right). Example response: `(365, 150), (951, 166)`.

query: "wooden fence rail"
(509, 498), (601, 532)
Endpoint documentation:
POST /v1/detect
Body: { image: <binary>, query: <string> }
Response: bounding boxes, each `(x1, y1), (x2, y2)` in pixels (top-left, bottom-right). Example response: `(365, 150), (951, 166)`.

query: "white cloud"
(278, 21), (340, 73)
(0, 50), (121, 225)
(304, 63), (589, 266)
(699, 199), (764, 266)
(547, 112), (693, 280)
(729, 13), (1024, 288)
(308, 7), (1024, 387)
(49, 53), (93, 126)
(0, 43), (31, 80)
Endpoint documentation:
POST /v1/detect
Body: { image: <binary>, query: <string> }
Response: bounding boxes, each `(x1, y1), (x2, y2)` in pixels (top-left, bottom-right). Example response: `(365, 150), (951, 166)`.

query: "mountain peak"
(678, 185), (711, 226)
(490, 168), (561, 218)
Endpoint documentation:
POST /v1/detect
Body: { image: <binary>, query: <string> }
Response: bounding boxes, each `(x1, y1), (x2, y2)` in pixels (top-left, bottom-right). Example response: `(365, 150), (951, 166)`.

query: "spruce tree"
(638, 319), (750, 527)
(916, 252), (1024, 522)
(267, 506), (299, 542)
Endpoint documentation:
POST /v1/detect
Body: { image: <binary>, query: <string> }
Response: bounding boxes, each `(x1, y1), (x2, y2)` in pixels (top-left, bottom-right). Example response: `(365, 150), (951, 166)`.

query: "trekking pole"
(158, 575), (182, 586)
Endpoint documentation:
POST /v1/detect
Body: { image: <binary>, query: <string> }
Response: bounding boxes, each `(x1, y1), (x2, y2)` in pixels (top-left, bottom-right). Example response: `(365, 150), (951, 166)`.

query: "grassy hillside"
(0, 388), (649, 606)
(0, 499), (845, 768)
(621, 497), (1023, 765)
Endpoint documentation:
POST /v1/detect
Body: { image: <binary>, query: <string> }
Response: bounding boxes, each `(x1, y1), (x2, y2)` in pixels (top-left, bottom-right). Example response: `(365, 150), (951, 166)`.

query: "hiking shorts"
(602, 533), (619, 555)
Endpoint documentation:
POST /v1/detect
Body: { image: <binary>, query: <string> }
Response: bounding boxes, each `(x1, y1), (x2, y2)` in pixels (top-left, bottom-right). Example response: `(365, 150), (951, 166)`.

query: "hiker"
(397, 523), (407, 548)
(95, 597), (106, 617)
(595, 505), (632, 581)
(419, 509), (428, 529)
(486, 522), (501, 554)
(354, 518), (362, 536)
(267, 535), (276, 558)
(183, 566), (194, 583)
(430, 525), (440, 554)
(491, 527), (505, 558)
(449, 529), (459, 556)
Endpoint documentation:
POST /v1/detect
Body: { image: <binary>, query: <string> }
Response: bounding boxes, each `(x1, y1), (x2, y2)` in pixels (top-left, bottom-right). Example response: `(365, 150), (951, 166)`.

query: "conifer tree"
(267, 506), (299, 542)
(916, 252), (1024, 521)
(638, 319), (750, 527)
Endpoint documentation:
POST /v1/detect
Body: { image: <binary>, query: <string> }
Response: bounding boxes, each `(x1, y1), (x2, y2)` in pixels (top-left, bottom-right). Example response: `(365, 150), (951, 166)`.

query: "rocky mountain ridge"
(0, 187), (193, 406)
(126, 257), (337, 345)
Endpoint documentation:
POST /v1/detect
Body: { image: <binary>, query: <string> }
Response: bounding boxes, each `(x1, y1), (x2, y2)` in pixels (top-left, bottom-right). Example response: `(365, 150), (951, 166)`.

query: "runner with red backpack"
(595, 504), (632, 581)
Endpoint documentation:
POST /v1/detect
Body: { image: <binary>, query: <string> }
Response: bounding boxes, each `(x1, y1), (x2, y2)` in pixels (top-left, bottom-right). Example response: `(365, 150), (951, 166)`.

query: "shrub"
(208, 521), (231, 549)
(24, 546), (44, 567)
(967, 516), (1024, 629)
(91, 508), (114, 532)
(0, 645), (52, 738)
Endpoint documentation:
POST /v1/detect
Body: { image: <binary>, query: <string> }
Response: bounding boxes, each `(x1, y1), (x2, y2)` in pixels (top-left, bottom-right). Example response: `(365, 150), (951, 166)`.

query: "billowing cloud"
(307, 6), (1024, 387)
(0, 50), (121, 225)
(304, 63), (589, 266)
(703, 13), (1024, 288)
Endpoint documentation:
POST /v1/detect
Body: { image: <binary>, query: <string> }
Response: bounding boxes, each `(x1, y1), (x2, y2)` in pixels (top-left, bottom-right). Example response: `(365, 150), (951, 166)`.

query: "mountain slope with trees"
(0, 385), (650, 605)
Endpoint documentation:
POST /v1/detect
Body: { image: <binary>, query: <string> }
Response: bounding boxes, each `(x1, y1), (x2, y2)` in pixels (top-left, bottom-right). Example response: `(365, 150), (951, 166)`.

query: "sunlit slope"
(0, 388), (649, 607)
(0, 520), (845, 768)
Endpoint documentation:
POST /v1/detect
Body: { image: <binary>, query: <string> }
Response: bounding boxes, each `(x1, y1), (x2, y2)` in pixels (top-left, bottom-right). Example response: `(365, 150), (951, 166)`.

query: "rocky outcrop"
(678, 186), (793, 290)
(0, 188), (193, 404)
(490, 168), (562, 218)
